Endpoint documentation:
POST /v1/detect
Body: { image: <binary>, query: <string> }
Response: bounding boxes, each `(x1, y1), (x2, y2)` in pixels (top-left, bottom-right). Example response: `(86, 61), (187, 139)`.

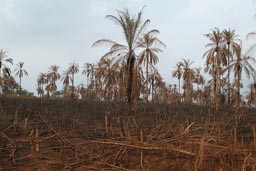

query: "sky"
(0, 0), (256, 95)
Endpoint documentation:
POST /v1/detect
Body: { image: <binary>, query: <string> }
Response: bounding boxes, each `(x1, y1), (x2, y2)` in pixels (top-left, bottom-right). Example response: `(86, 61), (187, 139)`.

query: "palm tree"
(116, 61), (127, 101)
(14, 62), (28, 94)
(92, 8), (151, 114)
(47, 65), (60, 96)
(148, 66), (164, 103)
(2, 75), (18, 95)
(95, 58), (119, 101)
(193, 67), (205, 103)
(67, 61), (79, 98)
(178, 59), (195, 103)
(82, 63), (91, 87)
(61, 69), (72, 95)
(245, 83), (256, 107)
(172, 63), (182, 101)
(37, 73), (48, 96)
(0, 49), (13, 77)
(82, 63), (95, 93)
(45, 82), (57, 97)
(203, 28), (223, 110)
(222, 28), (241, 104)
(37, 86), (44, 98)
(246, 30), (256, 53)
(193, 67), (204, 90)
(226, 45), (256, 107)
(137, 29), (166, 101)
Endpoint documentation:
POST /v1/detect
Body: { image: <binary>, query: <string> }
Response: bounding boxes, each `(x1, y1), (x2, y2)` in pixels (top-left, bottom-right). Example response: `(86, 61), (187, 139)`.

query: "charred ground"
(0, 97), (256, 171)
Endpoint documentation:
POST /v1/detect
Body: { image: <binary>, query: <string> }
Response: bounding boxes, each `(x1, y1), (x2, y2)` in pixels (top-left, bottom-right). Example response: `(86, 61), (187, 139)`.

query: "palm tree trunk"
(185, 78), (189, 103)
(237, 73), (241, 108)
(146, 57), (149, 102)
(227, 43), (230, 104)
(151, 79), (154, 103)
(72, 73), (74, 98)
(215, 72), (220, 110)
(127, 52), (136, 115)
(19, 76), (22, 95)
(215, 49), (221, 110)
(178, 78), (181, 102)
(108, 82), (111, 101)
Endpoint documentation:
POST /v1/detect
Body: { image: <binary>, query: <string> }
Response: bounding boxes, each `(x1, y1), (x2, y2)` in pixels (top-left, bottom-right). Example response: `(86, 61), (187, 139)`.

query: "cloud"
(0, 1), (14, 16)
(183, 0), (239, 17)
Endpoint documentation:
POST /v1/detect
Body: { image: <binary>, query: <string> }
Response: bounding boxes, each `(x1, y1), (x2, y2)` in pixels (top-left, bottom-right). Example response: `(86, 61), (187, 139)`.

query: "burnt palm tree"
(95, 58), (119, 101)
(244, 83), (256, 107)
(47, 65), (60, 96)
(116, 61), (127, 101)
(37, 73), (48, 94)
(45, 82), (57, 97)
(226, 45), (256, 107)
(193, 67), (205, 103)
(82, 63), (90, 87)
(193, 67), (204, 90)
(61, 69), (72, 95)
(92, 8), (151, 114)
(1, 75), (18, 94)
(82, 63), (95, 89)
(37, 86), (44, 98)
(67, 61), (79, 98)
(203, 28), (223, 110)
(137, 29), (166, 101)
(148, 66), (164, 103)
(14, 62), (28, 94)
(172, 63), (182, 101)
(0, 49), (13, 77)
(179, 59), (195, 103)
(222, 28), (241, 104)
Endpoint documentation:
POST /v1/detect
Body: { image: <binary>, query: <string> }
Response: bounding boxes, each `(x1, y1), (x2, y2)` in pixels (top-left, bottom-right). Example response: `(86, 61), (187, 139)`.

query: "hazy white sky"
(0, 0), (256, 94)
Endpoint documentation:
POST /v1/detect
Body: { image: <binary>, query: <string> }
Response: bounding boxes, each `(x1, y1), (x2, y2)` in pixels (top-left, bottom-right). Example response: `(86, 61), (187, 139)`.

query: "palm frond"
(92, 39), (117, 47)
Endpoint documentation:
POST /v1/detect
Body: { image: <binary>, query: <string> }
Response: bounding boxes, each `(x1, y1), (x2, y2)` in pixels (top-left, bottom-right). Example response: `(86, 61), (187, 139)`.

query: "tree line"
(1, 8), (256, 110)
(0, 49), (30, 96)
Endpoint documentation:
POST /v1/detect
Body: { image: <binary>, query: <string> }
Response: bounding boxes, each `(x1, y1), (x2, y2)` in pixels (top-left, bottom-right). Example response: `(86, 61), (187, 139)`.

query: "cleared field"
(0, 97), (256, 171)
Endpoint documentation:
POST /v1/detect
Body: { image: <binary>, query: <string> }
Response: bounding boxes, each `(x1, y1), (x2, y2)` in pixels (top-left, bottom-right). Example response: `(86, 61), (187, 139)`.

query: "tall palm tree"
(47, 65), (60, 96)
(67, 61), (79, 98)
(82, 63), (95, 92)
(82, 63), (91, 87)
(193, 67), (204, 91)
(14, 62), (28, 94)
(193, 67), (205, 103)
(37, 73), (48, 95)
(61, 69), (72, 95)
(203, 28), (223, 110)
(0, 49), (13, 77)
(172, 63), (182, 101)
(244, 83), (256, 107)
(92, 8), (151, 114)
(95, 58), (119, 101)
(137, 29), (166, 101)
(226, 45), (256, 107)
(116, 61), (127, 101)
(148, 66), (164, 103)
(222, 28), (241, 104)
(178, 59), (195, 103)
(37, 86), (44, 98)
(45, 82), (57, 97)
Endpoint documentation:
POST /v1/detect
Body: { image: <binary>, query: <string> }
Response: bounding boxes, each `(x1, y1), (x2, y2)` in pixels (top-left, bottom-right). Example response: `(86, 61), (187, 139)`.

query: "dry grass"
(1, 98), (256, 170)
